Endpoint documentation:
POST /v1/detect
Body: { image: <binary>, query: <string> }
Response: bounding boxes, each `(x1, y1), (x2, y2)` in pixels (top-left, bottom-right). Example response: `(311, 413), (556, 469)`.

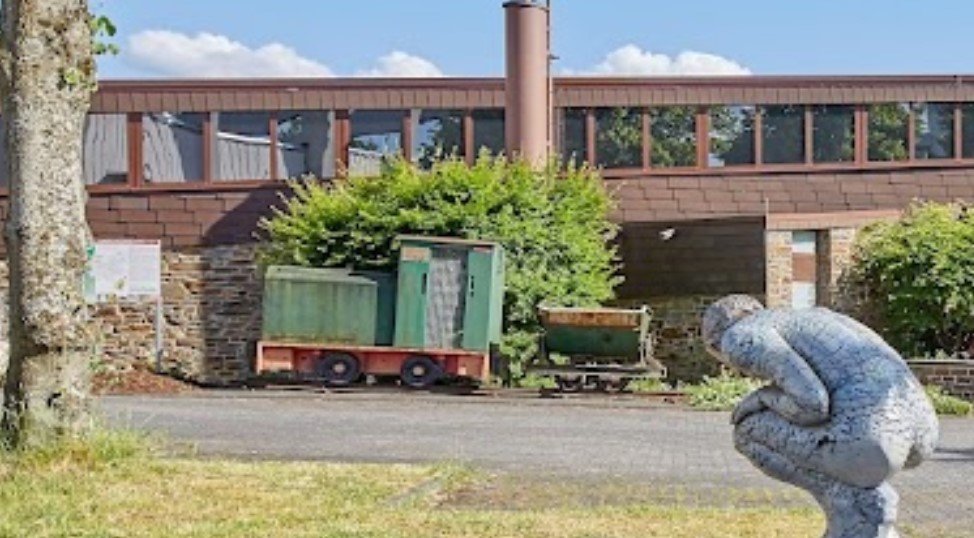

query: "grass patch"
(683, 373), (765, 411)
(0, 430), (827, 537)
(925, 385), (973, 416)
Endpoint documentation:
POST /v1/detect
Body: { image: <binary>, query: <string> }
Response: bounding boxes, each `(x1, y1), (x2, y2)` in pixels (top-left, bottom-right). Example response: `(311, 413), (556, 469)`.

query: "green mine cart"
(526, 305), (666, 392)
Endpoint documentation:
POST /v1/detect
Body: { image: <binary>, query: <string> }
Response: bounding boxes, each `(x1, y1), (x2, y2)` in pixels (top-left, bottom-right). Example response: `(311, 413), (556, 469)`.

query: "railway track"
(241, 380), (687, 404)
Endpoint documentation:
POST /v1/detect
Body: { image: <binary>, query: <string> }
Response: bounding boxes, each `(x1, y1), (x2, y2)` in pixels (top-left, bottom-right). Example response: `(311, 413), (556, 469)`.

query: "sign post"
(84, 240), (164, 370)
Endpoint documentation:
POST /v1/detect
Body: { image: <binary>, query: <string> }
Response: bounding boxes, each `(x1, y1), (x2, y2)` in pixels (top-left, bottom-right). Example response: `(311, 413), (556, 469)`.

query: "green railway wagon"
(527, 305), (666, 392)
(256, 235), (505, 388)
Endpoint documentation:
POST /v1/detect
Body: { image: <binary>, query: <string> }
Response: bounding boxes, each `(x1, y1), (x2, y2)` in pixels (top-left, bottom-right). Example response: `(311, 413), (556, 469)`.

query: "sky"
(95, 0), (973, 80)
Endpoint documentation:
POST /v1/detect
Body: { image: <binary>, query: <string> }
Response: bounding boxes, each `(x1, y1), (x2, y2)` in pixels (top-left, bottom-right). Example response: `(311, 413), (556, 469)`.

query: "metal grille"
(425, 247), (468, 349)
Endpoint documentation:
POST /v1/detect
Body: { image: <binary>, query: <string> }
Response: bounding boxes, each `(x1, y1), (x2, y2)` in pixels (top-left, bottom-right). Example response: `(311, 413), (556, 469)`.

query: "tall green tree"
(0, 0), (115, 448)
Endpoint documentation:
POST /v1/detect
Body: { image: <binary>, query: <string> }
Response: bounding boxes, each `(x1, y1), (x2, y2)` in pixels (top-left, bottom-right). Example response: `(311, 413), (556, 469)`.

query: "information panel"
(85, 240), (162, 302)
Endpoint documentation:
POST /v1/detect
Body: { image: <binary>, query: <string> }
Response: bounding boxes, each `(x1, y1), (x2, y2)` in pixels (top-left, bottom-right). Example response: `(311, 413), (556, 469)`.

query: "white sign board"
(85, 240), (162, 302)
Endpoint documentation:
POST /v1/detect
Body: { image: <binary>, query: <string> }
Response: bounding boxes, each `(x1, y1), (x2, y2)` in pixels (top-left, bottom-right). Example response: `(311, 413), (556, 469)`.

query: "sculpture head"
(701, 294), (765, 361)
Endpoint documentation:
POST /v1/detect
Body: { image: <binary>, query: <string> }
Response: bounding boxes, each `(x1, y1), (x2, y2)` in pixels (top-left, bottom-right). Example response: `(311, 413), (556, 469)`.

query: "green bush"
(847, 202), (974, 357)
(259, 155), (621, 379)
(925, 385), (973, 417)
(684, 373), (765, 411)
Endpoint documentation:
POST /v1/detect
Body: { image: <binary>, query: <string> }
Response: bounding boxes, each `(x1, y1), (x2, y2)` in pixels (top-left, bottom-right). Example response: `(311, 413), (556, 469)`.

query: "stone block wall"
(764, 231), (792, 308)
(2, 243), (264, 384)
(615, 294), (738, 383)
(909, 360), (974, 401)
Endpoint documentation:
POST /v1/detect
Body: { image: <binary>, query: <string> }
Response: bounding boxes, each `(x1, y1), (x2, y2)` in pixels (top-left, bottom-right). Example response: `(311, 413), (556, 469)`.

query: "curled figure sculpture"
(702, 295), (939, 538)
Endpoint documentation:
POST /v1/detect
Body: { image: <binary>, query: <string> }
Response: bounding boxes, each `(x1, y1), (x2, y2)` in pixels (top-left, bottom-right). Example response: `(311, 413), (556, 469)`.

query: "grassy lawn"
(0, 431), (830, 538)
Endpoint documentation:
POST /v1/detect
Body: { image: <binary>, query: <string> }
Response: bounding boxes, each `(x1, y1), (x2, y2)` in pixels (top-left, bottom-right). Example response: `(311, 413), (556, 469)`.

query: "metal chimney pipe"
(504, 0), (550, 167)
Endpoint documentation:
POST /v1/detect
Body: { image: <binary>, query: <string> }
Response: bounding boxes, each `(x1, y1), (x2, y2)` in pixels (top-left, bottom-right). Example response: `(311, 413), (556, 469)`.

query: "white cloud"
(126, 30), (445, 79)
(357, 51), (444, 78)
(578, 44), (751, 76)
(127, 30), (333, 78)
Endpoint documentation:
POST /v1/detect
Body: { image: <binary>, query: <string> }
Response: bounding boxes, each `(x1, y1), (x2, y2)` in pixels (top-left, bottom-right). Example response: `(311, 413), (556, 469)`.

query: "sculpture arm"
(723, 324), (831, 427)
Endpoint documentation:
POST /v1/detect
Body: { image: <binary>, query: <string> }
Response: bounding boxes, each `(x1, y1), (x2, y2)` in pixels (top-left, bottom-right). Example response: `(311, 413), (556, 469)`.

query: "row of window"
(563, 103), (974, 170)
(0, 102), (970, 188)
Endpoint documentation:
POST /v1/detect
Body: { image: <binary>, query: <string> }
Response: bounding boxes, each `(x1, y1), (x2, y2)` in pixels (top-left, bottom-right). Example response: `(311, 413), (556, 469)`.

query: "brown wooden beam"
(463, 110), (475, 165)
(202, 112), (215, 183)
(335, 109), (350, 177)
(804, 106), (815, 165)
(126, 112), (144, 187)
(641, 108), (651, 169)
(268, 112), (279, 180)
(585, 108), (596, 164)
(753, 107), (764, 166)
(907, 105), (916, 162)
(401, 109), (413, 162)
(955, 104), (964, 161)
(695, 106), (710, 169)
(855, 105), (867, 164)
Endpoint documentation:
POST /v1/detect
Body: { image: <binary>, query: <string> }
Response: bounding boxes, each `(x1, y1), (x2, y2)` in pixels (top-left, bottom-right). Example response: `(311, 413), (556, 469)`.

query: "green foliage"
(649, 106), (698, 167)
(684, 373), (765, 411)
(596, 108), (642, 168)
(847, 202), (974, 356)
(259, 154), (621, 377)
(925, 385), (973, 417)
(90, 14), (119, 57)
(627, 377), (670, 393)
(868, 104), (910, 162)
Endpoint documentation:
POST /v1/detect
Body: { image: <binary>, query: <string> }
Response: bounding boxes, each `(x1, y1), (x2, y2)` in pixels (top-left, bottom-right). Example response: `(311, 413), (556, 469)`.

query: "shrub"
(258, 154), (621, 379)
(925, 385), (973, 417)
(684, 373), (764, 411)
(846, 202), (974, 357)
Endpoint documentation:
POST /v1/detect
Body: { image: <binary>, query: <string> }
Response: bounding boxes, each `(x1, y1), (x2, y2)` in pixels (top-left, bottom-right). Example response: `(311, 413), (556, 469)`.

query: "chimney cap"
(503, 0), (548, 9)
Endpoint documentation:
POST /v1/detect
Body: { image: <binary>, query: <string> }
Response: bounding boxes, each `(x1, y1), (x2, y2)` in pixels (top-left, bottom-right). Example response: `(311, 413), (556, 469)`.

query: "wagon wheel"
(554, 375), (583, 393)
(400, 355), (443, 389)
(318, 352), (361, 387)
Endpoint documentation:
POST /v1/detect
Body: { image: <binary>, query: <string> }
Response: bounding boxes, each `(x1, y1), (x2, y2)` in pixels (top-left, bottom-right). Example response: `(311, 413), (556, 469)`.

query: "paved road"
(99, 391), (974, 533)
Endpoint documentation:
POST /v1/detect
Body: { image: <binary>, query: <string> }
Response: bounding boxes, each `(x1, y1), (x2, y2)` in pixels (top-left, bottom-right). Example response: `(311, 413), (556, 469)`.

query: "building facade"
(2, 75), (972, 382)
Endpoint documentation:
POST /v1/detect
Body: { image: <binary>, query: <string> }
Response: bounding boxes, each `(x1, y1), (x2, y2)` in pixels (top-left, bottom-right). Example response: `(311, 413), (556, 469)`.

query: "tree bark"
(0, 0), (94, 448)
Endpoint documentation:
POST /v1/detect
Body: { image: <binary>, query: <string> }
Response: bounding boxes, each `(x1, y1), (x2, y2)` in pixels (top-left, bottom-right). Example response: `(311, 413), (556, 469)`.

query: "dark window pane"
(963, 105), (974, 159)
(560, 108), (587, 164)
(761, 105), (804, 164)
(350, 110), (405, 177)
(277, 110), (336, 180)
(650, 106), (697, 168)
(143, 112), (205, 183)
(216, 112), (273, 181)
(83, 114), (129, 185)
(472, 109), (505, 158)
(915, 103), (954, 160)
(812, 105), (854, 163)
(710, 105), (755, 167)
(868, 103), (909, 162)
(595, 107), (641, 169)
(415, 109), (464, 169)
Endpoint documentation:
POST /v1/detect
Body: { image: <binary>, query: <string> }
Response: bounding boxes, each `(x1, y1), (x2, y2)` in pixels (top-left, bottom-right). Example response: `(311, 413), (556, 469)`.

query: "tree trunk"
(0, 0), (94, 448)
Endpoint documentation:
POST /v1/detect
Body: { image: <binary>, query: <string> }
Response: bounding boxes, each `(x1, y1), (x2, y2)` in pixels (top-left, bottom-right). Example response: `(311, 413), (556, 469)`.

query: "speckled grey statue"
(702, 295), (939, 538)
